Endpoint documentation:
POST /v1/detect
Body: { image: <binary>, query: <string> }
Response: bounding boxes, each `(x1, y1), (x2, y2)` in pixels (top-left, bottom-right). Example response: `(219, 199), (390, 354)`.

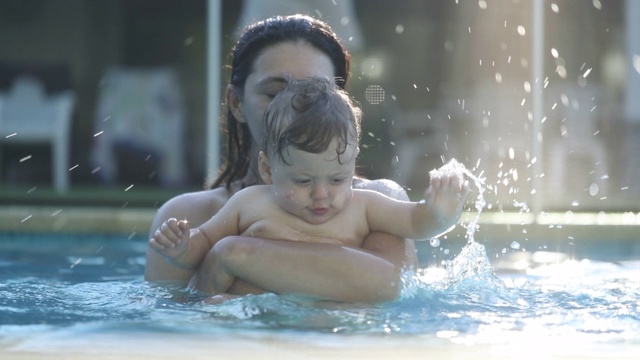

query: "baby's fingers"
(150, 230), (177, 249)
(165, 218), (185, 238)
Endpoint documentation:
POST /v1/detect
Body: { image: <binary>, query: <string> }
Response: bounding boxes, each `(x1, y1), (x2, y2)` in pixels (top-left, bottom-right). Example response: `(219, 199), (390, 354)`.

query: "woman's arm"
(144, 190), (228, 287)
(196, 236), (401, 302)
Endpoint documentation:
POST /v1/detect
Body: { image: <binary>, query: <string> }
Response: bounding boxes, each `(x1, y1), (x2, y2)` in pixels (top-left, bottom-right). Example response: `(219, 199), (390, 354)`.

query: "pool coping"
(0, 206), (638, 244)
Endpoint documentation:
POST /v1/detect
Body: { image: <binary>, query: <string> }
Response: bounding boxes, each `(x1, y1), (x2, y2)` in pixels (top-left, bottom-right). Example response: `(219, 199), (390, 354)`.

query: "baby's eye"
(330, 178), (347, 185)
(293, 178), (311, 185)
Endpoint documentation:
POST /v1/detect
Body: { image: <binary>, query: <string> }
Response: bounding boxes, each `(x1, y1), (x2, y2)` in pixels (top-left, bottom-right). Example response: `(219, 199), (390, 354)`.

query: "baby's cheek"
(282, 190), (302, 205)
(283, 190), (295, 201)
(332, 191), (350, 209)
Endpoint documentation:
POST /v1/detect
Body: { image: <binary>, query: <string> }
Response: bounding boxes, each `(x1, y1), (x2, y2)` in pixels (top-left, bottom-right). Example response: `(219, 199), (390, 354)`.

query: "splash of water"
(429, 158), (487, 243)
(410, 158), (492, 293)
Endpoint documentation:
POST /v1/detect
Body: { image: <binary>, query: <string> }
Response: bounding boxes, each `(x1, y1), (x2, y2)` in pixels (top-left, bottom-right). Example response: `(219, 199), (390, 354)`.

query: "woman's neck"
(241, 150), (264, 188)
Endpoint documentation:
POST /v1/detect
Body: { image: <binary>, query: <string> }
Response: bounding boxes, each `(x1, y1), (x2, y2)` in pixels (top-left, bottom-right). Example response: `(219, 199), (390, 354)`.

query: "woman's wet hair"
(263, 77), (361, 165)
(210, 14), (351, 189)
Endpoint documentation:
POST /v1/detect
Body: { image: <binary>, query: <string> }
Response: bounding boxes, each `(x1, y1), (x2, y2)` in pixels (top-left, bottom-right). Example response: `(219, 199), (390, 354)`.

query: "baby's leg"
(192, 238), (237, 295)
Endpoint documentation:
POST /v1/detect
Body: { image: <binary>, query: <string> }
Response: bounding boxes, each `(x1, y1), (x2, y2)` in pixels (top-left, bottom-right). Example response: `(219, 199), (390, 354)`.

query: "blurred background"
(0, 0), (638, 215)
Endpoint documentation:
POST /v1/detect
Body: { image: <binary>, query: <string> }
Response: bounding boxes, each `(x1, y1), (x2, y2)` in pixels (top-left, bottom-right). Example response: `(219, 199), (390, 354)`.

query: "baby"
(150, 77), (470, 297)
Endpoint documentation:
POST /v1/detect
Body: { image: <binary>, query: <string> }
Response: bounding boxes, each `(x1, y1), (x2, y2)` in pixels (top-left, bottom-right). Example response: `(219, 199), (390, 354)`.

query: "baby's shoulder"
(231, 185), (271, 198)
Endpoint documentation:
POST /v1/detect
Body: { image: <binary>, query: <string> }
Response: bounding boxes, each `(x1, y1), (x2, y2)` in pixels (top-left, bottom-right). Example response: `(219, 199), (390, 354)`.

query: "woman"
(145, 14), (418, 302)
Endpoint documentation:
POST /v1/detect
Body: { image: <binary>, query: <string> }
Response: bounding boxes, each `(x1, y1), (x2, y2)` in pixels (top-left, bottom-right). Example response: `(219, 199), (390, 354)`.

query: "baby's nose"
(311, 184), (329, 199)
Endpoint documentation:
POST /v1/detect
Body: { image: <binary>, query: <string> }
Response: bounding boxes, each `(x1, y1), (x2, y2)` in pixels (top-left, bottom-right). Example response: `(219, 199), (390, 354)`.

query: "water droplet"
(592, 0), (602, 10)
(557, 65), (567, 78)
(395, 24), (404, 34)
(551, 3), (559, 13)
(517, 25), (526, 36)
(589, 183), (599, 196)
(430, 238), (440, 247)
(510, 241), (521, 250)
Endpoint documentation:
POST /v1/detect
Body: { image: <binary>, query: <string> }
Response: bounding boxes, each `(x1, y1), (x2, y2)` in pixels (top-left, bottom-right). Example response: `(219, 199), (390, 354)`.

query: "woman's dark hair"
(263, 77), (361, 166)
(210, 14), (352, 190)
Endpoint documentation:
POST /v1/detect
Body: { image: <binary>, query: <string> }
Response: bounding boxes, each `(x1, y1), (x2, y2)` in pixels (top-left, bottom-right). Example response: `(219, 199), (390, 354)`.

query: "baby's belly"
(242, 220), (361, 246)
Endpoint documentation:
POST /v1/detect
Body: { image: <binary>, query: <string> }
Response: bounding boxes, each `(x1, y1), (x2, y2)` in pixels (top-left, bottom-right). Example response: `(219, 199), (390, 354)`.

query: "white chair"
(0, 76), (76, 192)
(90, 67), (186, 187)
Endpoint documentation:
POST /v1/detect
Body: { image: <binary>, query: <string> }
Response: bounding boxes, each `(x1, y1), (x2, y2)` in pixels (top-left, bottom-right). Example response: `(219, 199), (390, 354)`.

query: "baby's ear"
(258, 151), (273, 184)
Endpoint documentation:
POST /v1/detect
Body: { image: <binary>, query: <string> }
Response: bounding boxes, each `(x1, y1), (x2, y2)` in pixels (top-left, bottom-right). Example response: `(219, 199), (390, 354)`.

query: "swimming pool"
(1, 230), (639, 359)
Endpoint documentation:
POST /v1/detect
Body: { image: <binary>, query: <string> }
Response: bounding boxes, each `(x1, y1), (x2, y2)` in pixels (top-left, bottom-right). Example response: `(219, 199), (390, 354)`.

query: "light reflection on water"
(1, 239), (638, 348)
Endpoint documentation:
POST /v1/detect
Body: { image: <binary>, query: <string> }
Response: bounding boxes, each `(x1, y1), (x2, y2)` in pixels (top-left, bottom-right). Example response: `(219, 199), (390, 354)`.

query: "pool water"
(1, 233), (639, 359)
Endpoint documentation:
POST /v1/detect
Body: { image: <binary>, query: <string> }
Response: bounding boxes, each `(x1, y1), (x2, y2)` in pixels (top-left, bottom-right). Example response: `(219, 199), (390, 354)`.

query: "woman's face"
(237, 41), (336, 151)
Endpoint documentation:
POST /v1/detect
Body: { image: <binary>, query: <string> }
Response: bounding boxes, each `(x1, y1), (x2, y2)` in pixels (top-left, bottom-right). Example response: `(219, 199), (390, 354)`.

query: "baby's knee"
(212, 236), (254, 266)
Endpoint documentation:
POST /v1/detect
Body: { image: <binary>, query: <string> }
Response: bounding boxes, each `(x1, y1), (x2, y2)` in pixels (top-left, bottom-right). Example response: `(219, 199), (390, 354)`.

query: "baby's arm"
(149, 218), (212, 269)
(366, 161), (471, 240)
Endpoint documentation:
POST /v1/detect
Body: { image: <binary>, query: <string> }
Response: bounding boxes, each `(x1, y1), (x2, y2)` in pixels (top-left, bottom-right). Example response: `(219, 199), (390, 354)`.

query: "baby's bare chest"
(239, 206), (369, 247)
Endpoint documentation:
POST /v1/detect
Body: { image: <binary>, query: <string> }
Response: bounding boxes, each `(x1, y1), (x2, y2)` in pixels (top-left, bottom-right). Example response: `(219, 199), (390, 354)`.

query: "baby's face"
(269, 139), (358, 225)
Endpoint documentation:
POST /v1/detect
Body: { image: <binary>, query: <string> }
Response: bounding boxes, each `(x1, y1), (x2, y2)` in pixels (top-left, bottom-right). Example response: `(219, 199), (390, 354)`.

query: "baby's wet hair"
(263, 77), (362, 165)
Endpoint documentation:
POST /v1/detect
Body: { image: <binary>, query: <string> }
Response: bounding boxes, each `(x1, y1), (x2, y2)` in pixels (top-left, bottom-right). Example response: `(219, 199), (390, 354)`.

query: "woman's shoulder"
(353, 177), (409, 201)
(169, 187), (230, 208)
(152, 188), (231, 229)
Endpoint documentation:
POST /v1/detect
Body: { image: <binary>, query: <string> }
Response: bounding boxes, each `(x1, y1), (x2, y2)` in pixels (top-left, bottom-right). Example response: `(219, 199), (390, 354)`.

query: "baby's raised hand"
(423, 160), (471, 229)
(149, 218), (191, 261)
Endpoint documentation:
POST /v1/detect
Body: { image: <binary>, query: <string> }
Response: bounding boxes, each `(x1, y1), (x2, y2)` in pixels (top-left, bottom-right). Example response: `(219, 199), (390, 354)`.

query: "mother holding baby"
(145, 14), (467, 303)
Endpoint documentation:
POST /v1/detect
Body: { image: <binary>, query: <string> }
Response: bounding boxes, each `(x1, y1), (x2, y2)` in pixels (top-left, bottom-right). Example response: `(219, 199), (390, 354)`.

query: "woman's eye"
(330, 178), (347, 185)
(263, 85), (286, 99)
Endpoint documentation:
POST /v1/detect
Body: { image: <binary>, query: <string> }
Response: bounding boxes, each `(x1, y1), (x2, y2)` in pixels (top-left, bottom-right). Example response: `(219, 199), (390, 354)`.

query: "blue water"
(1, 232), (639, 347)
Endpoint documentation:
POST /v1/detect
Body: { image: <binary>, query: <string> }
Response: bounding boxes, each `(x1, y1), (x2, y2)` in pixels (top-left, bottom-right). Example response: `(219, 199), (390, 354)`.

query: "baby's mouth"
(310, 207), (329, 216)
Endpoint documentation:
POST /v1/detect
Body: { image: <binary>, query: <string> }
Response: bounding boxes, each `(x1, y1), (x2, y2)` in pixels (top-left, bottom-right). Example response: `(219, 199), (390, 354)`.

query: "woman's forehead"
(251, 41), (335, 83)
